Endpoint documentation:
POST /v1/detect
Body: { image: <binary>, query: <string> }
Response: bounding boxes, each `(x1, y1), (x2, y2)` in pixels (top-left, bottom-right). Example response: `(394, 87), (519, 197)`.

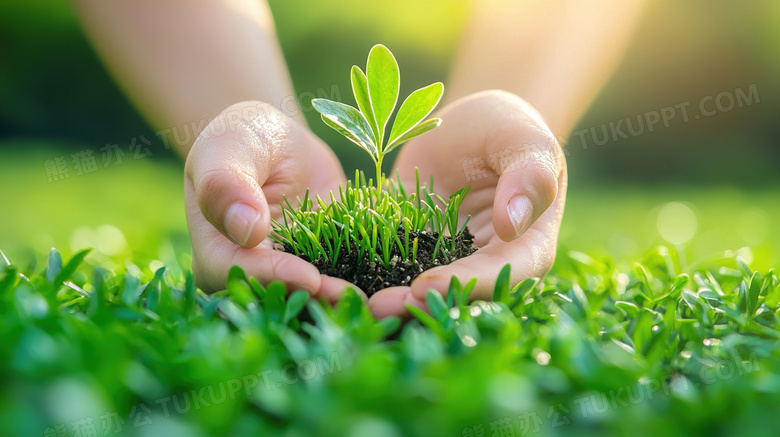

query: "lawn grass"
(1, 244), (777, 437)
(2, 145), (779, 436)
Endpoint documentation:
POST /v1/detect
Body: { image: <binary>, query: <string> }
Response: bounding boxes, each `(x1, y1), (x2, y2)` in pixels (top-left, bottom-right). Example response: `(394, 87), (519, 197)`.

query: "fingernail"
(507, 195), (533, 236)
(224, 202), (260, 245)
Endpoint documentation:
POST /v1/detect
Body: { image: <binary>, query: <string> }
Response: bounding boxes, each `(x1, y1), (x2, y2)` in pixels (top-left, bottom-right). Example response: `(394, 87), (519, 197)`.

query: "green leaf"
(508, 278), (538, 311)
(218, 299), (251, 330)
(366, 44), (400, 145)
(278, 327), (309, 362)
(334, 287), (364, 325)
(406, 304), (447, 339)
(248, 276), (266, 300)
(184, 272), (196, 315)
(227, 265), (247, 284)
(402, 325), (445, 363)
(615, 301), (640, 318)
(459, 278), (477, 307)
(493, 264), (511, 303)
(631, 308), (654, 352)
(426, 289), (449, 324)
(264, 281), (287, 324)
(46, 248), (62, 283)
(89, 267), (108, 317)
(351, 65), (379, 143)
(121, 274), (140, 306)
(669, 273), (689, 298)
(143, 267), (165, 312)
(455, 315), (480, 348)
(284, 290), (310, 325)
(313, 99), (377, 158)
(54, 248), (91, 287)
(376, 316), (401, 338)
(746, 271), (763, 316)
(384, 118), (441, 153)
(386, 82), (443, 150)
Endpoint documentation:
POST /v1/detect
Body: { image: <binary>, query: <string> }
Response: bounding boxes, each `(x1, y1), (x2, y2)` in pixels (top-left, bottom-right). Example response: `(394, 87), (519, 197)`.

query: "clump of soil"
(277, 227), (477, 297)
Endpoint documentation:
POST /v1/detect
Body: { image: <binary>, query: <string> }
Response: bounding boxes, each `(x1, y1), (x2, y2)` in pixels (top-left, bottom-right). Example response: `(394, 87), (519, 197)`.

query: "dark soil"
(276, 227), (477, 297)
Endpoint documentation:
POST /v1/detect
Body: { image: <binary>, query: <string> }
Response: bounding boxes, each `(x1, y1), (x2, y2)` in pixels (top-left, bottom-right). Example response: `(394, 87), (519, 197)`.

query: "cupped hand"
(185, 101), (359, 301)
(369, 90), (567, 318)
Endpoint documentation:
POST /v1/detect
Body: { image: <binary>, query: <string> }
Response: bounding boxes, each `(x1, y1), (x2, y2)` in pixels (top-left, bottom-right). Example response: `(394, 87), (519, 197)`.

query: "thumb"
(492, 136), (562, 242)
(185, 101), (280, 247)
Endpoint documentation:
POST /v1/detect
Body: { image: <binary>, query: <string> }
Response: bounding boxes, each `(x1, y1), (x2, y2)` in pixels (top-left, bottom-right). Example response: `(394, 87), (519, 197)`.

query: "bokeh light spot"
(657, 202), (697, 244)
(737, 208), (768, 246)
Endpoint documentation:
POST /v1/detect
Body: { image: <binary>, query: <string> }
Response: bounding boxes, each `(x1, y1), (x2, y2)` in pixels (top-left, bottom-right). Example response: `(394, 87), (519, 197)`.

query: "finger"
(462, 92), (565, 242)
(191, 240), (324, 295)
(232, 244), (323, 293)
(491, 139), (561, 242)
(185, 101), (286, 247)
(318, 275), (367, 304)
(396, 90), (563, 242)
(186, 179), (323, 293)
(410, 194), (564, 302)
(408, 240), (537, 302)
(368, 286), (424, 319)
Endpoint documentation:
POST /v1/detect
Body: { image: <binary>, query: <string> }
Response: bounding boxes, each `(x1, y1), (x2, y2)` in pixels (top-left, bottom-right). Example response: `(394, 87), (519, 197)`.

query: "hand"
(369, 90), (567, 318)
(185, 101), (359, 301)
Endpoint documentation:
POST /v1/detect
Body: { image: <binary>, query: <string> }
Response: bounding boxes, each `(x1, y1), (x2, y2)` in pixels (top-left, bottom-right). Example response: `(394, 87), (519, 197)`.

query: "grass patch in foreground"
(271, 171), (473, 294)
(0, 245), (778, 437)
(272, 44), (475, 295)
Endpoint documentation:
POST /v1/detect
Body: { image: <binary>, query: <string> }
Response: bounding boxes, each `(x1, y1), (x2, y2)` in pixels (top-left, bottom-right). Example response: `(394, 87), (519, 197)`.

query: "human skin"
(73, 0), (356, 301)
(370, 90), (568, 317)
(73, 0), (648, 316)
(370, 0), (649, 317)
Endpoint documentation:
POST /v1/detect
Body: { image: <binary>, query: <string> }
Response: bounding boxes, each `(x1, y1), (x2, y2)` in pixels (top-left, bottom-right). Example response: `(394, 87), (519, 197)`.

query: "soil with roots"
(277, 227), (477, 297)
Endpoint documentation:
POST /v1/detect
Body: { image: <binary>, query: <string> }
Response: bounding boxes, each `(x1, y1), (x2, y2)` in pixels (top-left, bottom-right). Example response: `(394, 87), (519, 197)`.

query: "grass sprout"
(273, 44), (470, 269)
(271, 170), (470, 270)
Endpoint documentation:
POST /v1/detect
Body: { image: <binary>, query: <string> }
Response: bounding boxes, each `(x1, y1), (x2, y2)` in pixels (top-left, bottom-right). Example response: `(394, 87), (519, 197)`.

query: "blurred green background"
(1, 0), (778, 269)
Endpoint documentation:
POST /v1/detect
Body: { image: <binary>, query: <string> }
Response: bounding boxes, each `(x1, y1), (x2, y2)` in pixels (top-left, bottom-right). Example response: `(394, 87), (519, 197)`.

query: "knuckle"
(195, 168), (231, 200)
(200, 100), (290, 151)
(193, 168), (245, 218)
(528, 163), (559, 206)
(473, 91), (559, 153)
(473, 89), (526, 110)
(267, 253), (294, 282)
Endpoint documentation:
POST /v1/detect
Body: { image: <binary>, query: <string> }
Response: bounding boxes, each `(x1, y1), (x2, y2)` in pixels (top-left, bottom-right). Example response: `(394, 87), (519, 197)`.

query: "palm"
(369, 91), (566, 318)
(185, 107), (348, 298)
(395, 136), (563, 280)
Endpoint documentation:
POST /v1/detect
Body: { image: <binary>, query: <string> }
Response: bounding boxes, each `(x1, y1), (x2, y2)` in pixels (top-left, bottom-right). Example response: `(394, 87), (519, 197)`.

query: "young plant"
(311, 44), (443, 194)
(271, 45), (474, 293)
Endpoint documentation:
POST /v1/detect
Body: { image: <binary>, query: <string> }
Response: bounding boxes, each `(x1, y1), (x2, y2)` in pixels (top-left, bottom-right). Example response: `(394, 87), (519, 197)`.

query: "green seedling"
(312, 44), (443, 194)
(271, 45), (471, 273)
